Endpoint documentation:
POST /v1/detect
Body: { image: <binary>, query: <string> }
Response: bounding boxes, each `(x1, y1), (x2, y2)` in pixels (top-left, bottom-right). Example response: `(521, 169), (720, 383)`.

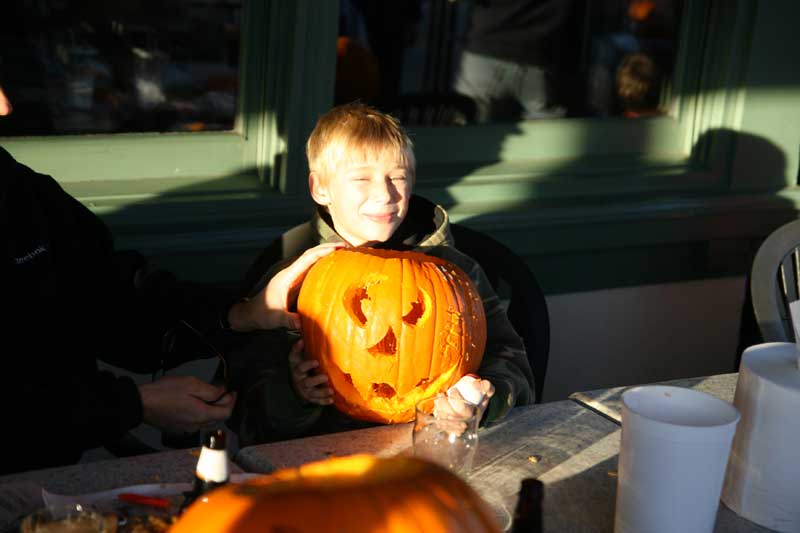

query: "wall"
(544, 276), (745, 402)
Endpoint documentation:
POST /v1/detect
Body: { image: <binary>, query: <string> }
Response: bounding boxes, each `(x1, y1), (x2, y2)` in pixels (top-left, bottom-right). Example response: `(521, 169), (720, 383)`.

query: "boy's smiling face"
(310, 150), (413, 246)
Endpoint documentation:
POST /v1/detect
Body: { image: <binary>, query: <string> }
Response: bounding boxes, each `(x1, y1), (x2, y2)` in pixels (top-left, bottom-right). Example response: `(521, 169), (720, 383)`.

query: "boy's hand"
(228, 242), (345, 332)
(288, 339), (334, 406)
(447, 374), (495, 419)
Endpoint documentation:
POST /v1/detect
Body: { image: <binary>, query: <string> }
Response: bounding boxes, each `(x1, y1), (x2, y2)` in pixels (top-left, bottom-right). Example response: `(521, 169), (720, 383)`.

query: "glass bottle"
(511, 478), (544, 533)
(180, 429), (229, 513)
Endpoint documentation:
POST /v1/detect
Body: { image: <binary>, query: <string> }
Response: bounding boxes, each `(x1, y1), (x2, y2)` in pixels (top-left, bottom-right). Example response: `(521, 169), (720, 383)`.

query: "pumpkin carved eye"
(402, 290), (427, 325)
(344, 285), (370, 326)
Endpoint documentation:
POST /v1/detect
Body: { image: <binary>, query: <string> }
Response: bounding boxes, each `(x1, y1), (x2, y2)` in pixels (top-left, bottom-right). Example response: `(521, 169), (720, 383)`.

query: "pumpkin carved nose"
(368, 328), (397, 356)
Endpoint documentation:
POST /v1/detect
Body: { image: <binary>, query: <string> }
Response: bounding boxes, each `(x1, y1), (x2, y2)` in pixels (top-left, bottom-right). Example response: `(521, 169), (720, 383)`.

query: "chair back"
(450, 223), (550, 403)
(750, 218), (800, 342)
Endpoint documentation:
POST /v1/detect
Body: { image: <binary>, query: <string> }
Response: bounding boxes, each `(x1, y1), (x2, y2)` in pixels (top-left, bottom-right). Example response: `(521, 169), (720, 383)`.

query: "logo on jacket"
(14, 244), (48, 264)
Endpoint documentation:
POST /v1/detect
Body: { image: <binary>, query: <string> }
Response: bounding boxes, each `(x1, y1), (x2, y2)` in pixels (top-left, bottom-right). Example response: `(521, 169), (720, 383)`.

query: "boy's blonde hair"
(306, 103), (415, 183)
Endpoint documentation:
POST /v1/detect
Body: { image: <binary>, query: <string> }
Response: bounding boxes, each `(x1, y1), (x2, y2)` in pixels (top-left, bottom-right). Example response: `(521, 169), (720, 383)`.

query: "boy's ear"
(308, 172), (331, 206)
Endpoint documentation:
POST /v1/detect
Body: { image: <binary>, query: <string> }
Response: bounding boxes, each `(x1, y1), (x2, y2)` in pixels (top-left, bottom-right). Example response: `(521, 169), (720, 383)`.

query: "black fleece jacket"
(1, 147), (231, 474)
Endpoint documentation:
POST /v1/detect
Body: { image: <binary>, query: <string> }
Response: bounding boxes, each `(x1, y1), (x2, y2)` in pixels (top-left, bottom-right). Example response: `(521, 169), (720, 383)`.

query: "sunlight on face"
(320, 150), (413, 246)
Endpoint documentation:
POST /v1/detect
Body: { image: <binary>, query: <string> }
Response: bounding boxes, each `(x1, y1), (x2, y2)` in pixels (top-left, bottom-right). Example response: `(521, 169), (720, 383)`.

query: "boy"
(616, 52), (664, 118)
(228, 103), (534, 445)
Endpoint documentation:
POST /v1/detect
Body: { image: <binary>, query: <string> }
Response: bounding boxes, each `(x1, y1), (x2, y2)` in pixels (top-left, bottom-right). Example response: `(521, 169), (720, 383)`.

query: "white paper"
(41, 472), (261, 509)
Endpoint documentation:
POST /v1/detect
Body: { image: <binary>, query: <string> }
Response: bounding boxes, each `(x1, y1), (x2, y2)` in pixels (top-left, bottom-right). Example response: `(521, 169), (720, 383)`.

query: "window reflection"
(336, 0), (683, 126)
(0, 0), (241, 137)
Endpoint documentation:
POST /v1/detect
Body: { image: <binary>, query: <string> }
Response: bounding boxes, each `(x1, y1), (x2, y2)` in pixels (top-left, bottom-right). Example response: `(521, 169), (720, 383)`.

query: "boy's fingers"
(303, 373), (329, 388)
(307, 397), (334, 406)
(295, 360), (319, 374)
(305, 385), (334, 402)
(288, 340), (305, 364)
(286, 312), (302, 331)
(291, 338), (304, 353)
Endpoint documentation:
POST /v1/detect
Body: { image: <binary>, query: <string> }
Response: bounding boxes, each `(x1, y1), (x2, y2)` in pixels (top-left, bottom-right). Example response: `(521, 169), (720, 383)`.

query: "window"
(336, 0), (684, 125)
(0, 1), (241, 137)
(0, 0), (337, 195)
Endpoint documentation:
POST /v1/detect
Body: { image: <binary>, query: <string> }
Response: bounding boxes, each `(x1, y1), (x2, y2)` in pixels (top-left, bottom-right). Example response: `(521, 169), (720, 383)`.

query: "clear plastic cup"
(412, 394), (480, 476)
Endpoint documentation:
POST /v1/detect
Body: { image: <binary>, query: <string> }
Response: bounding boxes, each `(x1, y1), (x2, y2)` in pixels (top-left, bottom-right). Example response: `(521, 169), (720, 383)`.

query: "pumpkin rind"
(297, 248), (487, 423)
(171, 454), (501, 533)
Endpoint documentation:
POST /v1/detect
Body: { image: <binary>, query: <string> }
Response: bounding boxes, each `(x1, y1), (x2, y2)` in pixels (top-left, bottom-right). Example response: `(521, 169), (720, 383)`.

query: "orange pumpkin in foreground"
(171, 454), (501, 533)
(297, 247), (487, 423)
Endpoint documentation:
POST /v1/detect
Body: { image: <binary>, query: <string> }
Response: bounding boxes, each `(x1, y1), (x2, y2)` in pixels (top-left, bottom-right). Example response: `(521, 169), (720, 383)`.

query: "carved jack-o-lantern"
(171, 454), (501, 533)
(297, 248), (486, 423)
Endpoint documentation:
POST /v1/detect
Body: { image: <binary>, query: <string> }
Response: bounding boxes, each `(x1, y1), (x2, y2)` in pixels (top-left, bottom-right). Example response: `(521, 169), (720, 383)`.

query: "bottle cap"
(203, 429), (226, 450)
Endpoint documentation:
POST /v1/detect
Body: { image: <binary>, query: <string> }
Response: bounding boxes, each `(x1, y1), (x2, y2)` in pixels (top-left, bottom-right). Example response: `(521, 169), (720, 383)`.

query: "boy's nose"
(370, 177), (396, 203)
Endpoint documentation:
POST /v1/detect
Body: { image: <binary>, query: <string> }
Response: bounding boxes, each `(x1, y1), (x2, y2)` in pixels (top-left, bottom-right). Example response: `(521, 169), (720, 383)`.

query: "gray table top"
(569, 373), (739, 424)
(0, 448), (243, 495)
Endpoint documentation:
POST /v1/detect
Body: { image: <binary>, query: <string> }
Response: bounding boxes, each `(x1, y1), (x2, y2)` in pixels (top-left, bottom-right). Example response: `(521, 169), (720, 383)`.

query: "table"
(0, 372), (773, 532)
(236, 400), (621, 531)
(568, 373), (739, 424)
(235, 384), (768, 533)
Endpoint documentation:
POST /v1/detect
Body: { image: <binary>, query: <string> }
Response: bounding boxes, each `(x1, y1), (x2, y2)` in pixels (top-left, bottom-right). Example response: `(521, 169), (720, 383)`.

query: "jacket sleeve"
(436, 248), (535, 422)
(225, 330), (322, 446)
(95, 258), (238, 373)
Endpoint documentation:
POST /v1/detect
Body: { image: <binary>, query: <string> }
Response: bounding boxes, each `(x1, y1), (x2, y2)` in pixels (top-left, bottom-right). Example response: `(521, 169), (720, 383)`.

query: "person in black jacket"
(0, 81), (290, 474)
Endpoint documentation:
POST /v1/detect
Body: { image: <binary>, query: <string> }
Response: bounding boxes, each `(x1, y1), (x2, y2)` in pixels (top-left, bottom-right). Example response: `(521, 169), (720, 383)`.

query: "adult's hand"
(138, 375), (236, 435)
(227, 242), (345, 332)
